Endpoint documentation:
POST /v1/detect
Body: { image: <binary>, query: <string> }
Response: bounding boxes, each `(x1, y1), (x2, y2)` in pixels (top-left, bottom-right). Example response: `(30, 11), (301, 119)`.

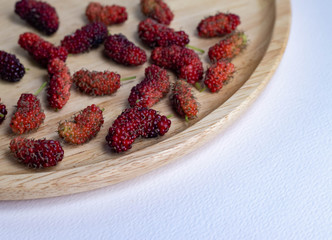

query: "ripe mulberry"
(128, 64), (170, 108)
(73, 69), (120, 96)
(104, 34), (147, 66)
(47, 58), (72, 110)
(151, 45), (204, 84)
(86, 2), (127, 25)
(208, 32), (247, 62)
(106, 107), (171, 152)
(140, 0), (174, 25)
(15, 0), (59, 35)
(61, 22), (108, 54)
(170, 80), (198, 120)
(10, 137), (64, 168)
(204, 61), (235, 92)
(0, 50), (25, 82)
(197, 12), (240, 38)
(19, 32), (68, 67)
(10, 93), (45, 134)
(138, 18), (189, 48)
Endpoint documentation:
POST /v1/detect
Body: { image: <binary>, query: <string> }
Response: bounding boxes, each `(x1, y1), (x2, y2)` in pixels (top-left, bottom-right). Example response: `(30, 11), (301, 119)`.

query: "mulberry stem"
(195, 82), (206, 92)
(121, 76), (136, 81)
(34, 82), (47, 95)
(186, 45), (205, 54)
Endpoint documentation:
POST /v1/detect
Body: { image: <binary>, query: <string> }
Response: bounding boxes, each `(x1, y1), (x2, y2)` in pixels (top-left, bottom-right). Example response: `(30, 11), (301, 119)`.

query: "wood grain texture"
(0, 0), (291, 200)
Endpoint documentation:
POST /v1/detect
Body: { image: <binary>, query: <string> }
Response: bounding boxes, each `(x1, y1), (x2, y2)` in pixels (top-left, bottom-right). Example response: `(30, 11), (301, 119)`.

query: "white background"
(1, 0), (331, 239)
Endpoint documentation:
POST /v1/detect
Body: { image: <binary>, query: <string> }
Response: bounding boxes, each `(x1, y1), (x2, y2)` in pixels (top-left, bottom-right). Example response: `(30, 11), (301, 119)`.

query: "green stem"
(121, 76), (136, 81)
(186, 45), (205, 54)
(241, 32), (248, 45)
(25, 68), (30, 71)
(34, 82), (47, 96)
(185, 115), (189, 122)
(166, 114), (173, 119)
(195, 82), (207, 92)
(0, 113), (4, 118)
(199, 86), (207, 92)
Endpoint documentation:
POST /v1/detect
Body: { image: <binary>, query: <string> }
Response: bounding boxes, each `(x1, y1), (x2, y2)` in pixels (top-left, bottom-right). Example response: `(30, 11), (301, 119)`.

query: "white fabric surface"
(1, 0), (331, 239)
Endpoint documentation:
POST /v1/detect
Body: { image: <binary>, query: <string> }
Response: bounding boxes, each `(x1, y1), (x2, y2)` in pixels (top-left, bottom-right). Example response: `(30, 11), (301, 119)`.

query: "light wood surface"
(0, 0), (291, 200)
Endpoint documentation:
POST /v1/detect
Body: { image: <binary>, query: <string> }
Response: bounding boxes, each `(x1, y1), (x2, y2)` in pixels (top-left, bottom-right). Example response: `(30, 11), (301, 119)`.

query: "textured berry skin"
(151, 45), (204, 84)
(15, 0), (59, 35)
(61, 22), (108, 54)
(47, 58), (72, 110)
(0, 99), (7, 124)
(10, 93), (45, 134)
(128, 64), (170, 108)
(197, 12), (240, 38)
(19, 32), (68, 67)
(0, 50), (25, 82)
(140, 0), (174, 25)
(73, 69), (120, 96)
(106, 107), (171, 152)
(138, 18), (189, 48)
(208, 32), (247, 63)
(170, 80), (198, 119)
(86, 2), (127, 25)
(204, 61), (235, 92)
(10, 137), (64, 168)
(58, 104), (104, 145)
(104, 34), (147, 66)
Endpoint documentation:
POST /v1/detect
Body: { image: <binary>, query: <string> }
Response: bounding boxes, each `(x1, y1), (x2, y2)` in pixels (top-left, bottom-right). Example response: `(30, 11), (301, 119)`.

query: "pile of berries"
(1, 0), (248, 168)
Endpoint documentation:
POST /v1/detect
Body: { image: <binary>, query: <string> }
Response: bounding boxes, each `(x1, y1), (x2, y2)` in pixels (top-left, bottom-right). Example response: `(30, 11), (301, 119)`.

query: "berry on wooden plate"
(128, 64), (170, 108)
(73, 70), (121, 96)
(0, 50), (25, 82)
(104, 34), (147, 66)
(140, 0), (174, 25)
(204, 61), (235, 92)
(138, 18), (189, 48)
(61, 22), (108, 54)
(86, 2), (127, 25)
(170, 80), (199, 120)
(19, 32), (68, 67)
(15, 0), (59, 35)
(10, 83), (46, 134)
(58, 104), (104, 145)
(106, 107), (171, 153)
(151, 45), (204, 84)
(208, 32), (247, 63)
(197, 12), (240, 38)
(47, 58), (72, 110)
(10, 137), (64, 168)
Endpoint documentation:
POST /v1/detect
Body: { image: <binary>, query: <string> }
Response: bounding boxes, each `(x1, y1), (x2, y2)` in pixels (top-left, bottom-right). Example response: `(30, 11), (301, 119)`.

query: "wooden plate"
(0, 0), (291, 200)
